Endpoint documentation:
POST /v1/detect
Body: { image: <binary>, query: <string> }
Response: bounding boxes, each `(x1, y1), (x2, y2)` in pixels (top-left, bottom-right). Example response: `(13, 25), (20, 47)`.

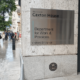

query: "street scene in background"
(0, 0), (21, 80)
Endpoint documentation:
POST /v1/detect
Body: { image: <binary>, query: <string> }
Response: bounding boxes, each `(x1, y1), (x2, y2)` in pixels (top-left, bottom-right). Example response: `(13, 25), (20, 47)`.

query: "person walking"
(5, 31), (7, 40)
(2, 32), (5, 41)
(5, 31), (8, 40)
(8, 32), (11, 40)
(7, 31), (9, 41)
(0, 33), (3, 48)
(14, 32), (17, 40)
(10, 32), (11, 40)
(11, 32), (14, 40)
(12, 35), (16, 50)
(0, 34), (2, 47)
(11, 32), (13, 39)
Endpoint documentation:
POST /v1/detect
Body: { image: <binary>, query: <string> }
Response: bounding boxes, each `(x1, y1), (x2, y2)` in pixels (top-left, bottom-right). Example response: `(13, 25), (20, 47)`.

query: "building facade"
(11, 0), (21, 33)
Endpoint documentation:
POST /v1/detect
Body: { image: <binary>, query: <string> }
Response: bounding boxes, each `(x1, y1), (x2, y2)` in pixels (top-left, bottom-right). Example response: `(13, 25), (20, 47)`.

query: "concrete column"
(21, 0), (78, 80)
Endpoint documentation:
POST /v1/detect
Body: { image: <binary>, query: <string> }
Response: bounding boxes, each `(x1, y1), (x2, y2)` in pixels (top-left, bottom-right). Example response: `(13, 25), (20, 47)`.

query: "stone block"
(21, 0), (44, 12)
(23, 55), (77, 80)
(44, 0), (52, 9)
(22, 37), (45, 56)
(44, 55), (77, 79)
(53, 45), (68, 55)
(68, 0), (78, 14)
(21, 0), (78, 56)
(22, 35), (30, 44)
(23, 56), (44, 80)
(44, 46), (56, 55)
(66, 45), (77, 55)
(23, 46), (44, 56)
(21, 12), (30, 36)
(51, 0), (69, 10)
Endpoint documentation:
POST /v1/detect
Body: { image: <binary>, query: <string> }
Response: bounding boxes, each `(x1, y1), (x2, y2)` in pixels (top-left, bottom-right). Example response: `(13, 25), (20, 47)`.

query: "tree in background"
(0, 0), (16, 31)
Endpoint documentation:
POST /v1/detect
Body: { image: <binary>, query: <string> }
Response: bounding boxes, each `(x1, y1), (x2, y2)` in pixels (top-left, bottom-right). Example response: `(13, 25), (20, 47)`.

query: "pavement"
(1, 38), (80, 80)
(0, 39), (21, 80)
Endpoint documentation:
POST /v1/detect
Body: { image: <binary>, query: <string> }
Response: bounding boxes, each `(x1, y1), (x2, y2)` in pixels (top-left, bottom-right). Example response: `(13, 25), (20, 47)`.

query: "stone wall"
(23, 55), (77, 80)
(21, 0), (78, 80)
(21, 0), (78, 56)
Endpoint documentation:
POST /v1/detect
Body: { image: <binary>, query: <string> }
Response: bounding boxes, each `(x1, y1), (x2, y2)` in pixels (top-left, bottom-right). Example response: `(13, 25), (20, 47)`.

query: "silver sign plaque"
(30, 8), (74, 45)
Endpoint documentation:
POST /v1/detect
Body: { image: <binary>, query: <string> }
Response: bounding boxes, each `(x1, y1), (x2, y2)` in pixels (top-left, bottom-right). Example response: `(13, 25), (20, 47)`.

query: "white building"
(11, 0), (20, 32)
